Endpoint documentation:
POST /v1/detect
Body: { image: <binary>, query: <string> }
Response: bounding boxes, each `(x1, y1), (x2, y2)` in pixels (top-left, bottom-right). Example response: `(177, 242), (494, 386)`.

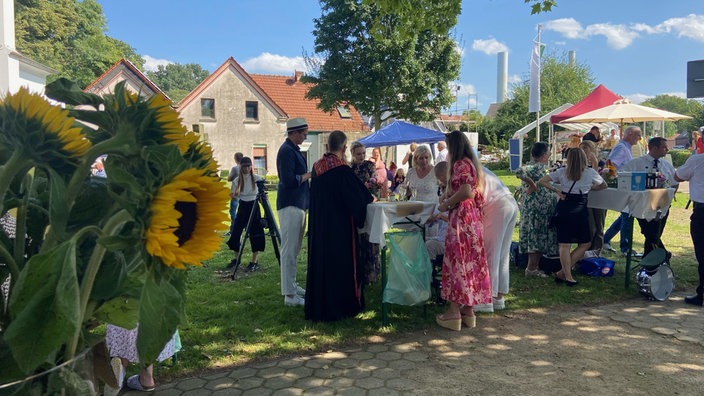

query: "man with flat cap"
(277, 118), (311, 306)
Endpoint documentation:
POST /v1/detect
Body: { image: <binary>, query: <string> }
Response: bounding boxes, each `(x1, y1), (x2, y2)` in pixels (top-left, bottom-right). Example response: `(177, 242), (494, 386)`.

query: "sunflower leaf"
(45, 78), (104, 107)
(5, 241), (80, 373)
(46, 168), (69, 243)
(93, 297), (140, 330)
(136, 269), (184, 363)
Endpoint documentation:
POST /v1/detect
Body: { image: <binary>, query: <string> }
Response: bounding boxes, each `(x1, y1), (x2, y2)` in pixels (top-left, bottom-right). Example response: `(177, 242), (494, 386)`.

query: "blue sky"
(99, 1), (704, 114)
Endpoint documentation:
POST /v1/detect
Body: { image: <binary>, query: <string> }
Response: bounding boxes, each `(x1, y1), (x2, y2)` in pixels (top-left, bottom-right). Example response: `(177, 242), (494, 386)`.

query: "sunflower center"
(174, 201), (197, 246)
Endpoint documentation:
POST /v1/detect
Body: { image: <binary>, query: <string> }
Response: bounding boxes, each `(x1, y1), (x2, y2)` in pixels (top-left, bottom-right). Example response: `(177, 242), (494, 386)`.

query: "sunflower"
(145, 168), (229, 269)
(1, 87), (91, 157)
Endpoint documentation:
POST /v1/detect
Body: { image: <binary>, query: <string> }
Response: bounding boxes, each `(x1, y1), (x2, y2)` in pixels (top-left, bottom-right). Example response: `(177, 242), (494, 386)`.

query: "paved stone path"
(121, 292), (704, 395)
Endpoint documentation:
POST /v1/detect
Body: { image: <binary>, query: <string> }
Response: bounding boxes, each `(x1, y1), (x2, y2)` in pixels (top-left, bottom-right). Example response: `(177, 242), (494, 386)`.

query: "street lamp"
(455, 85), (461, 116)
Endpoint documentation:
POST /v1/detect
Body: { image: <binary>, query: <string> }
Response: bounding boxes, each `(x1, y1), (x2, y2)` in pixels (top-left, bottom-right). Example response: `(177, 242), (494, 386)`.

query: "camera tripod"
(229, 179), (281, 280)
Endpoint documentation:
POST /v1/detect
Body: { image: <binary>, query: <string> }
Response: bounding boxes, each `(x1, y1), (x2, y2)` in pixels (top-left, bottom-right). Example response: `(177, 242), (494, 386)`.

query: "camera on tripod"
(256, 178), (267, 196)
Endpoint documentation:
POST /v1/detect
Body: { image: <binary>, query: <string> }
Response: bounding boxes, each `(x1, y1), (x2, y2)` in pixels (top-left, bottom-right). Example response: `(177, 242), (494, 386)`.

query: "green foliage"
(146, 63), (211, 103)
(480, 51), (595, 150)
(484, 157), (510, 171)
(525, 0), (558, 14)
(14, 0), (144, 88)
(362, 0), (461, 39)
(670, 149), (692, 167)
(306, 0), (461, 131)
(640, 95), (703, 135)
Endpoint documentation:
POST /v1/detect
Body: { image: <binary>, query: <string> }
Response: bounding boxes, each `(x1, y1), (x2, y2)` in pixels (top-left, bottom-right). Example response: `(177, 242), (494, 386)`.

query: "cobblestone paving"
(120, 292), (704, 395)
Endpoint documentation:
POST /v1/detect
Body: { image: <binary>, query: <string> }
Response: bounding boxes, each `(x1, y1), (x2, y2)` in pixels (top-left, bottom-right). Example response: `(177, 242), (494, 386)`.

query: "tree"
(363, 0), (556, 38)
(640, 95), (702, 136)
(14, 0), (144, 88)
(146, 63), (210, 103)
(480, 51), (595, 149)
(305, 0), (461, 131)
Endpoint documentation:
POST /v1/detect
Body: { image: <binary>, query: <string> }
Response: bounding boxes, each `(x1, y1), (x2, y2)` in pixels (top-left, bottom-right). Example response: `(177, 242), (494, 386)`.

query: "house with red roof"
(84, 59), (169, 101)
(177, 57), (368, 175)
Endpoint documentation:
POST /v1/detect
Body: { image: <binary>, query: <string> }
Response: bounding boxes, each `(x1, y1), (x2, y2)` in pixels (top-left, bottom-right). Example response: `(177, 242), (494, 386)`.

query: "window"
(336, 105), (351, 118)
(246, 101), (258, 120)
(253, 145), (267, 175)
(201, 98), (215, 118)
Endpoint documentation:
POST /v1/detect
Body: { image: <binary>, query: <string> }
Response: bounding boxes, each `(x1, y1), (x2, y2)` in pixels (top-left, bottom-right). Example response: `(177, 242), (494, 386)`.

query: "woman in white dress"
(404, 145), (438, 202)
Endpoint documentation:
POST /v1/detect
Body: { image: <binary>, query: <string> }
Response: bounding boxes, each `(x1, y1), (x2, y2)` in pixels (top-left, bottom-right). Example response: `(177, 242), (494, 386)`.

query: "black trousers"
(227, 199), (265, 253)
(691, 204), (704, 295)
(637, 211), (670, 257)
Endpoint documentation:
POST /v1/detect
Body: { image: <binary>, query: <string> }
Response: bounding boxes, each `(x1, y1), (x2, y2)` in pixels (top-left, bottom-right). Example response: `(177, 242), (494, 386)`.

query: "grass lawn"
(155, 171), (700, 380)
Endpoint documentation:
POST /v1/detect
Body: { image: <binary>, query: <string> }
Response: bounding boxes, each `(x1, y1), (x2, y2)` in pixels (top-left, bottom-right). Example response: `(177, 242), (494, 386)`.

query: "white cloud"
(471, 38), (509, 55)
(652, 14), (704, 42)
(624, 93), (652, 104)
(508, 74), (522, 84)
(455, 41), (465, 57)
(544, 18), (584, 39)
(241, 52), (308, 74)
(587, 23), (639, 49)
(143, 55), (173, 72)
(545, 14), (704, 50)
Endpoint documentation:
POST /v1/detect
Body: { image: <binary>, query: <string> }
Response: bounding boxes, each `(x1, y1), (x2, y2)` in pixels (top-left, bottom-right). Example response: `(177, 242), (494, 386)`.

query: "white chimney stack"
(497, 51), (508, 103)
(569, 50), (576, 67)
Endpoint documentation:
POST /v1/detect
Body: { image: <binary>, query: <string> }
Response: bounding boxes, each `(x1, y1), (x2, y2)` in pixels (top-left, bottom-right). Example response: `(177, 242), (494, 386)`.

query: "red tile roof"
(249, 73), (368, 133)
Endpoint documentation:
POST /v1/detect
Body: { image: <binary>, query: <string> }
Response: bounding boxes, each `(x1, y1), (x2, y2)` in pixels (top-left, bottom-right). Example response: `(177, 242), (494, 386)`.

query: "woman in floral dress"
(349, 141), (380, 283)
(436, 131), (491, 331)
(515, 142), (558, 277)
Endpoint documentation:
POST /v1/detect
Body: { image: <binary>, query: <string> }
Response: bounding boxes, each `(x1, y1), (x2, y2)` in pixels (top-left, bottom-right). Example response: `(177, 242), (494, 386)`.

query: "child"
(391, 168), (406, 194)
(226, 157), (265, 272)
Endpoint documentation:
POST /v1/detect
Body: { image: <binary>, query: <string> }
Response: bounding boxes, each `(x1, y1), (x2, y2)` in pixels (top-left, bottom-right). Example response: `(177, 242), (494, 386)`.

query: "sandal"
(435, 313), (461, 331)
(126, 374), (155, 392)
(525, 268), (547, 277)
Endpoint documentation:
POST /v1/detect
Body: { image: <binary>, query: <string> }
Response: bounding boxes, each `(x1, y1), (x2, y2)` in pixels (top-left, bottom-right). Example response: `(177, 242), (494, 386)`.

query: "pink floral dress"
(441, 158), (491, 306)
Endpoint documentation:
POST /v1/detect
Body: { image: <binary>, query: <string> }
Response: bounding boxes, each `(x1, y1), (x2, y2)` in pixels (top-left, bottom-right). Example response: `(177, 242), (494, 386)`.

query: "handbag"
(549, 180), (576, 228)
(578, 257), (615, 277)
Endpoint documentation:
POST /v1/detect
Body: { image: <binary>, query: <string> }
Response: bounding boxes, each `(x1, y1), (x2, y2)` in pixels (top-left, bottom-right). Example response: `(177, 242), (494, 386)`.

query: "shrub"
(670, 149), (691, 167)
(484, 157), (510, 171)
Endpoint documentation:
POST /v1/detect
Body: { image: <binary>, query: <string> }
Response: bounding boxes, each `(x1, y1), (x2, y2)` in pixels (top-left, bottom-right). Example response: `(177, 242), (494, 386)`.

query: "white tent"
(511, 104), (617, 165)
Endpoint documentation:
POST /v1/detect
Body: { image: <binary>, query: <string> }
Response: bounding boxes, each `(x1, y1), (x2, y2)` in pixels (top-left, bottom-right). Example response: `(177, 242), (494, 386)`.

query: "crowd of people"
(224, 120), (704, 330)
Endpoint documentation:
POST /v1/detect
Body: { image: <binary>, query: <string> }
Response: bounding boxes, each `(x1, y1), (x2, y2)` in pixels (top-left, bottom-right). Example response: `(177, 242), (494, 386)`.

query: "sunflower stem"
(65, 209), (133, 360)
(0, 151), (30, 216)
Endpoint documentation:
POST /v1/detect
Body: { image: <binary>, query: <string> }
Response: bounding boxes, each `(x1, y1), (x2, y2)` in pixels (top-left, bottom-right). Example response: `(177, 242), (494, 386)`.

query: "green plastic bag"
(383, 231), (432, 305)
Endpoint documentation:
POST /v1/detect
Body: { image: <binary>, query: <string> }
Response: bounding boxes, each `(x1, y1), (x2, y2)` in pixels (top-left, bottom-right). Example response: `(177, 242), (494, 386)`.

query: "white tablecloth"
(359, 201), (437, 248)
(587, 188), (675, 221)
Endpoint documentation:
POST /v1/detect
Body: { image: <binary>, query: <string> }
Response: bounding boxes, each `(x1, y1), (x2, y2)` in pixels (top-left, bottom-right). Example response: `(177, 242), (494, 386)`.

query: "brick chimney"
(294, 70), (304, 82)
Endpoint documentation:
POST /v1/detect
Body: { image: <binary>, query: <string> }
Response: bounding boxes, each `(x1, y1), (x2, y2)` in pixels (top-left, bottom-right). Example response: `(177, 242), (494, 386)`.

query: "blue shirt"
(608, 140), (633, 170)
(276, 138), (310, 210)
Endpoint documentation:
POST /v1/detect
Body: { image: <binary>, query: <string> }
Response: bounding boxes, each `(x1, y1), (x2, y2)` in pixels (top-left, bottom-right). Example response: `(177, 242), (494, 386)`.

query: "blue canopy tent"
(357, 121), (446, 147)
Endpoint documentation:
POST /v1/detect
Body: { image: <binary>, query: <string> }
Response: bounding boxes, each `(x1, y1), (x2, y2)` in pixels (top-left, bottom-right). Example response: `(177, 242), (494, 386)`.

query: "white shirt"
(676, 154), (704, 203)
(232, 174), (263, 202)
(548, 167), (604, 194)
(621, 154), (678, 187)
(435, 148), (448, 164)
(406, 167), (439, 203)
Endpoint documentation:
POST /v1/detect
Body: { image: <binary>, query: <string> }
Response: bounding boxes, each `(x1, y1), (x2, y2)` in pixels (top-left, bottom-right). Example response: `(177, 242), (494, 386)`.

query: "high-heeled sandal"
(436, 314), (462, 331)
(461, 315), (476, 328)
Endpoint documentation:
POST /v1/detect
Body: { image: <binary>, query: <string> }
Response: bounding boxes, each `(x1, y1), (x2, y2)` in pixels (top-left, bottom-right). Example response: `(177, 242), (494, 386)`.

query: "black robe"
(304, 158), (373, 322)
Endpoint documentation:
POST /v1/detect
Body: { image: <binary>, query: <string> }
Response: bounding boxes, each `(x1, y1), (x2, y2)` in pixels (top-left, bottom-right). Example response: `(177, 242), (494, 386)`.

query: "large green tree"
(640, 94), (702, 136)
(14, 0), (143, 88)
(480, 52), (595, 148)
(146, 63), (210, 103)
(305, 0), (461, 131)
(364, 0), (556, 38)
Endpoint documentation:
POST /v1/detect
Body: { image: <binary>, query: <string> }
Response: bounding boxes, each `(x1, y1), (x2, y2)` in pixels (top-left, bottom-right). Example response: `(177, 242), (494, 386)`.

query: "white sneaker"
(603, 243), (616, 252)
(493, 297), (506, 310)
(295, 284), (306, 296)
(284, 295), (305, 306)
(474, 303), (494, 313)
